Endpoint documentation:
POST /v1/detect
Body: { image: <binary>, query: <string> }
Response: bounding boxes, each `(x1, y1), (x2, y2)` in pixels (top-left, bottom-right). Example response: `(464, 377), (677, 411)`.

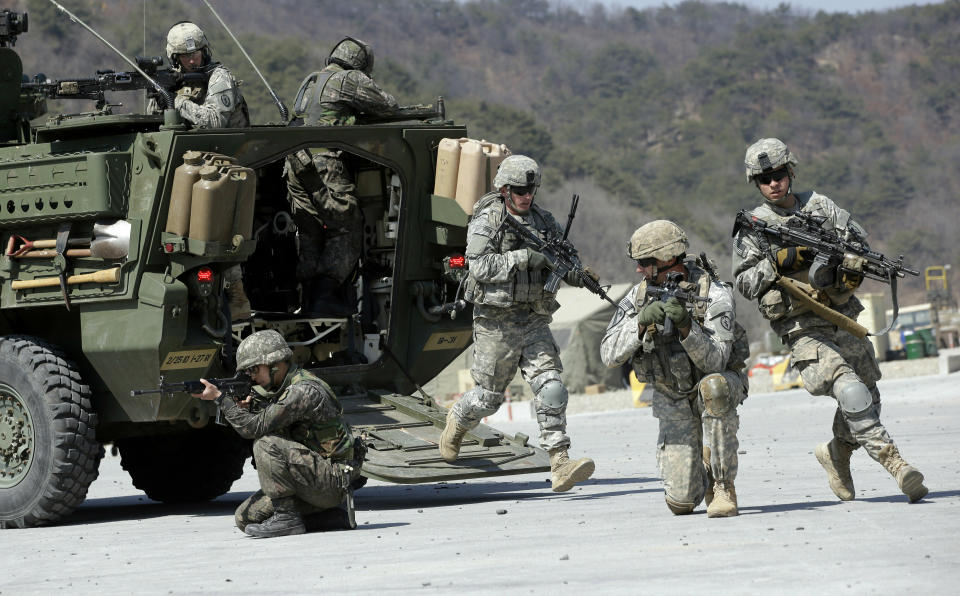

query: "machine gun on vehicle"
(360, 97), (446, 124)
(645, 271), (712, 336)
(21, 56), (208, 111)
(499, 194), (622, 313)
(130, 371), (252, 400)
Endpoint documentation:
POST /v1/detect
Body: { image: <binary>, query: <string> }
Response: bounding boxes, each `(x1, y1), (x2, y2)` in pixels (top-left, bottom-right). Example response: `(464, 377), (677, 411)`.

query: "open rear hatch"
(342, 391), (550, 483)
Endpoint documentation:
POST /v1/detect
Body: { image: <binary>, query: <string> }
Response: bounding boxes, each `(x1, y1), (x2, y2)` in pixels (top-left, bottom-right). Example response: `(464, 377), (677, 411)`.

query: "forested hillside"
(14, 0), (960, 315)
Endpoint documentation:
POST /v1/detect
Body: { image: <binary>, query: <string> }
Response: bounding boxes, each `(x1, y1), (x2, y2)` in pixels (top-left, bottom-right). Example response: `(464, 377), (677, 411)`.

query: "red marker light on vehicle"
(448, 255), (466, 269)
(164, 243), (175, 253)
(196, 267), (214, 283)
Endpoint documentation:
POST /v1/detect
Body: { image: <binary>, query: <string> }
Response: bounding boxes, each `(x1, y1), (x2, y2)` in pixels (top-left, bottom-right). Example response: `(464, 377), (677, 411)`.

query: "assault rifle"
(21, 56), (207, 110)
(360, 97), (446, 124)
(733, 209), (918, 283)
(733, 209), (917, 336)
(645, 271), (712, 336)
(130, 371), (252, 400)
(499, 194), (623, 312)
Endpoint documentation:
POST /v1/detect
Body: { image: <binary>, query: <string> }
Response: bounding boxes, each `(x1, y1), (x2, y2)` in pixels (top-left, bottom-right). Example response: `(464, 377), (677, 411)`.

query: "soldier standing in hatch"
(732, 137), (927, 503)
(156, 21), (251, 319)
(194, 330), (363, 537)
(438, 155), (596, 493)
(601, 220), (748, 517)
(154, 21), (249, 128)
(284, 37), (399, 315)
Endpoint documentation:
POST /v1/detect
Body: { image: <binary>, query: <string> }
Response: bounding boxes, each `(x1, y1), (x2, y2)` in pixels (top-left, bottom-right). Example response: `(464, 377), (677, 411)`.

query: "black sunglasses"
(510, 185), (535, 196)
(755, 168), (790, 185)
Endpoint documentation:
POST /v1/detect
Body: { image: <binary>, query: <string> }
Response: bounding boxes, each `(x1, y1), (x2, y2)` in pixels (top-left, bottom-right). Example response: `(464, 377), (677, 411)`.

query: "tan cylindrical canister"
(433, 137), (464, 199)
(484, 142), (511, 191)
(165, 150), (206, 236)
(189, 165), (238, 243)
(230, 167), (257, 240)
(455, 139), (486, 215)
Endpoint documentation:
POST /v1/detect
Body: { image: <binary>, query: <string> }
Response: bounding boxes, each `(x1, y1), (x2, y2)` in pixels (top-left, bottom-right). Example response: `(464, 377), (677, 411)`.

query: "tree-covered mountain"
(15, 0), (960, 319)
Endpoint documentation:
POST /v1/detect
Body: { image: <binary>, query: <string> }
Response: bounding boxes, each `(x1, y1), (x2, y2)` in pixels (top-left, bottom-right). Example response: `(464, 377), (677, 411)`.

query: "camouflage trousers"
(234, 435), (352, 530)
(652, 371), (745, 508)
(287, 151), (362, 285)
(786, 327), (896, 463)
(452, 307), (570, 451)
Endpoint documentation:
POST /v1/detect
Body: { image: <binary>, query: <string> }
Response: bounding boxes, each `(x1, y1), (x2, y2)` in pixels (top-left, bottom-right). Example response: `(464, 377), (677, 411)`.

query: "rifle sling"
(776, 277), (868, 339)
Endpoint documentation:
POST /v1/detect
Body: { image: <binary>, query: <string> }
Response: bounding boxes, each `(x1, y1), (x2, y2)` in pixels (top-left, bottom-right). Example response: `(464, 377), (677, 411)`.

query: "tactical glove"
(525, 248), (555, 272)
(636, 301), (667, 328)
(662, 297), (691, 329)
(775, 246), (814, 273)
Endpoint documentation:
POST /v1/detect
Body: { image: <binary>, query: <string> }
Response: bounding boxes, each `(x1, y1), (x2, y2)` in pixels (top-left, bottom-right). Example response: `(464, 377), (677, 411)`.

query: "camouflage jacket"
(298, 63), (398, 126)
(600, 263), (745, 399)
(463, 192), (570, 315)
(220, 364), (354, 460)
(732, 190), (866, 336)
(149, 63), (249, 128)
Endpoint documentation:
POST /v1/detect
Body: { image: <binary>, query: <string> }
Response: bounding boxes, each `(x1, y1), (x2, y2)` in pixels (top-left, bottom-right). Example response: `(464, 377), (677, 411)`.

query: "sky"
(608, 0), (944, 14)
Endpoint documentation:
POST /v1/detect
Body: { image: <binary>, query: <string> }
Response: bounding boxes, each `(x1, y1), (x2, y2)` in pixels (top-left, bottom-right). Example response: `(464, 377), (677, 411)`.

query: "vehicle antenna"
(202, 0), (289, 122)
(46, 0), (175, 108)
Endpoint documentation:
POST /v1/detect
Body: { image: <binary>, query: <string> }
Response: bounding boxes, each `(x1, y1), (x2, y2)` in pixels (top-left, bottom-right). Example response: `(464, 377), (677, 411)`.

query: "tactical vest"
(277, 367), (354, 461)
(463, 193), (559, 313)
(632, 261), (748, 394)
(294, 66), (357, 126)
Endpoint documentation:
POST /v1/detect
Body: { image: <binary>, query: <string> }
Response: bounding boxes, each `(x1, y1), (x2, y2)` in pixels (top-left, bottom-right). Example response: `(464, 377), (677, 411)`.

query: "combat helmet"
(327, 37), (374, 75)
(628, 220), (689, 262)
(235, 329), (293, 373)
(493, 155), (541, 192)
(743, 138), (797, 182)
(166, 22), (211, 67)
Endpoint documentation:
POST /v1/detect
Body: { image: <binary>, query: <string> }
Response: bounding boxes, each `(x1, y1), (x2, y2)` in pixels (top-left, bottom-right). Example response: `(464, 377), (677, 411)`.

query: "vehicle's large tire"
(0, 336), (102, 528)
(115, 426), (249, 503)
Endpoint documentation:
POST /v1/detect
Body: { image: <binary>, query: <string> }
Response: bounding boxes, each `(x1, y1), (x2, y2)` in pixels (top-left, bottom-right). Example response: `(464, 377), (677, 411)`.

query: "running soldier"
(438, 155), (595, 492)
(732, 137), (927, 503)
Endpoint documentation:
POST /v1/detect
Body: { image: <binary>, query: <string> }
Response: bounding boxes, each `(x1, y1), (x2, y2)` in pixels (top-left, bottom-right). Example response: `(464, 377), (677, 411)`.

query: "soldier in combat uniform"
(439, 155), (595, 492)
(284, 37), (399, 314)
(157, 21), (249, 128)
(601, 221), (749, 516)
(194, 330), (363, 537)
(732, 138), (927, 503)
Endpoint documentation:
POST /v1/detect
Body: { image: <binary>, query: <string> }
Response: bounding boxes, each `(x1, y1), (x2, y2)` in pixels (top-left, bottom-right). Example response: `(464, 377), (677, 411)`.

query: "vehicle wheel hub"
(0, 387), (34, 489)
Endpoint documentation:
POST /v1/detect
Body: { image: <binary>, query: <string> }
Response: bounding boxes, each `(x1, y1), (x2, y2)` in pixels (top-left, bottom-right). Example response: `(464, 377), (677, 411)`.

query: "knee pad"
(701, 373), (732, 417)
(835, 378), (873, 416)
(536, 380), (569, 410)
(665, 496), (696, 515)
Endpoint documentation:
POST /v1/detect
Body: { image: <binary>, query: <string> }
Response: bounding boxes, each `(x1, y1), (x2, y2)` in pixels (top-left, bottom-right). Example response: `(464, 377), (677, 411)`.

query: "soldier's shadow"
(65, 492), (248, 526)
(358, 476), (659, 509)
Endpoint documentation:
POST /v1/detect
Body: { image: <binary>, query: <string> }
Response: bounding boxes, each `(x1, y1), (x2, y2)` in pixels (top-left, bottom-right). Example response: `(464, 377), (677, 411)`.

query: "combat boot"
(706, 481), (738, 518)
(548, 448), (595, 493)
(877, 444), (928, 503)
(225, 268), (252, 320)
(243, 498), (306, 538)
(815, 439), (857, 501)
(439, 407), (470, 463)
(703, 446), (714, 507)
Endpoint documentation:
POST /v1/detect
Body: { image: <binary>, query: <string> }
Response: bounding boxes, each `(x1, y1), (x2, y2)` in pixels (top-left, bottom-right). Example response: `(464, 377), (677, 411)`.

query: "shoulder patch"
(220, 93), (232, 108)
(734, 234), (748, 258)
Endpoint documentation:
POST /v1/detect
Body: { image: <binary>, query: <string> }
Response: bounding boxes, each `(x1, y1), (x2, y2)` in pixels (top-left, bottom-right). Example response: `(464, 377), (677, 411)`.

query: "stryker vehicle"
(0, 11), (547, 528)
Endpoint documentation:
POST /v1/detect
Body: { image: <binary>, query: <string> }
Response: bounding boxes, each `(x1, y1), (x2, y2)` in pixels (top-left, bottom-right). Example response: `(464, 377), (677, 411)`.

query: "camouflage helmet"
(166, 22), (211, 66)
(744, 138), (798, 181)
(235, 330), (293, 373)
(628, 220), (689, 261)
(327, 37), (374, 75)
(493, 155), (541, 191)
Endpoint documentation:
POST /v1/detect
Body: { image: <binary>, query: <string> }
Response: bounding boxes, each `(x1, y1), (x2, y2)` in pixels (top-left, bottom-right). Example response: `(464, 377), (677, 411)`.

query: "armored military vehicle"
(0, 11), (547, 528)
